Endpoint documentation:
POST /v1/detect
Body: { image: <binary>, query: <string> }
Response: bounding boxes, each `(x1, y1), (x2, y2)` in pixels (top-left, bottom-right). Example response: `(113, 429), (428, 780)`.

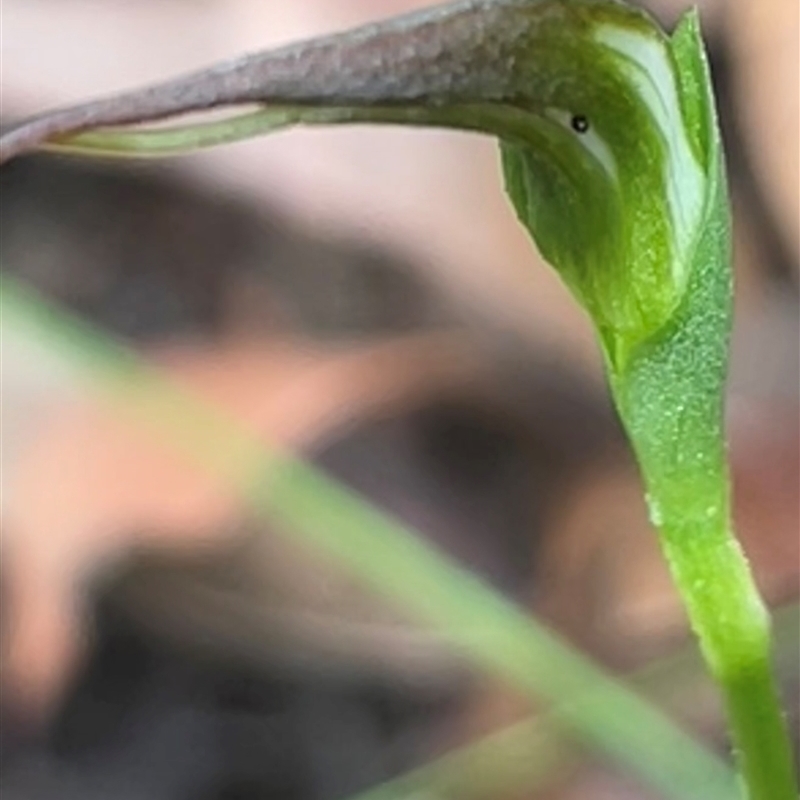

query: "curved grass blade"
(1, 275), (736, 800)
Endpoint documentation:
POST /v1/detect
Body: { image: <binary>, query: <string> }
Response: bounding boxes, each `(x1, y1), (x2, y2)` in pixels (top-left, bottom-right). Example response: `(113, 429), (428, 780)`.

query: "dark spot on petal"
(571, 115), (589, 134)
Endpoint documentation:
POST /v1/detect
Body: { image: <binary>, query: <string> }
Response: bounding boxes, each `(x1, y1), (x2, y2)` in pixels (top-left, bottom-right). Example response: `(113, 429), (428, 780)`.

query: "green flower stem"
(653, 500), (795, 800)
(613, 410), (797, 800)
(605, 160), (797, 800)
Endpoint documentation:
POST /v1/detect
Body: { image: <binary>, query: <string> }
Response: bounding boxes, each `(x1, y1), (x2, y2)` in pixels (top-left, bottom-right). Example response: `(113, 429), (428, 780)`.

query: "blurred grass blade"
(352, 717), (568, 800)
(1, 276), (736, 799)
(350, 603), (798, 799)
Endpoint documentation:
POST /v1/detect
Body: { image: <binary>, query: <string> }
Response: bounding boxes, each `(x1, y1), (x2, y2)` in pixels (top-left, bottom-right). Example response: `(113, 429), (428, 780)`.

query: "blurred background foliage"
(1, 1), (797, 798)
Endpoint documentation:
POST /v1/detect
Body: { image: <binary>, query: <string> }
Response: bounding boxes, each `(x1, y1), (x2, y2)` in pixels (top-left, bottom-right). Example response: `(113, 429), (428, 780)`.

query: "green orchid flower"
(1, 2), (796, 798)
(0, 3), (718, 371)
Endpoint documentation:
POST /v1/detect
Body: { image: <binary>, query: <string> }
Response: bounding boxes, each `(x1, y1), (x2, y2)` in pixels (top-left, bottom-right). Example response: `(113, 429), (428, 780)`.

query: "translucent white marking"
(594, 25), (705, 280)
(545, 107), (618, 181)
